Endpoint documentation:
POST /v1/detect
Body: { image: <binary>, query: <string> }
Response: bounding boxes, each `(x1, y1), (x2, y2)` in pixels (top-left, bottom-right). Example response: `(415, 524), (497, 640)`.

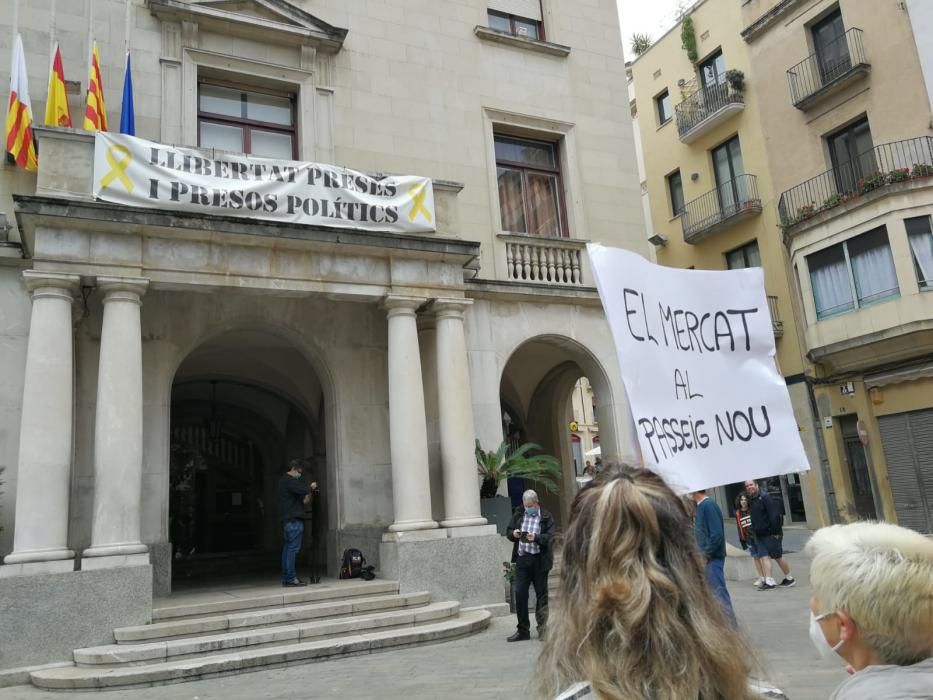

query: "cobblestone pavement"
(0, 553), (847, 700)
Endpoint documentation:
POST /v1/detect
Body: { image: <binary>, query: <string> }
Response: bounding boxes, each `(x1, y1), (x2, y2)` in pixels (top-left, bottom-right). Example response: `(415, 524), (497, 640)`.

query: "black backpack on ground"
(359, 565), (376, 581)
(339, 548), (365, 579)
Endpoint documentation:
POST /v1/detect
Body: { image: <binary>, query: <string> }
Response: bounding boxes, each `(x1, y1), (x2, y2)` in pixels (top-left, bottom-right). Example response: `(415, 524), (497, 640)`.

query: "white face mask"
(809, 611), (845, 664)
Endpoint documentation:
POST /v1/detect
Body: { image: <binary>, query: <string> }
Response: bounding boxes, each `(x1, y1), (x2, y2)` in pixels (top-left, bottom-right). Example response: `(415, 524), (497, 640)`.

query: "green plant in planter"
(502, 561), (517, 582)
(680, 16), (698, 64)
(887, 168), (911, 184)
(725, 69), (745, 93)
(912, 163), (933, 178)
(857, 171), (886, 195)
(475, 440), (561, 499)
(822, 193), (843, 210)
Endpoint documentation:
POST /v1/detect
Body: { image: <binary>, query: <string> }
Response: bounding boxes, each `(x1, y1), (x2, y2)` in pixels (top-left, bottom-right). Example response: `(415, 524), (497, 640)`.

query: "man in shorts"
(744, 479), (795, 591)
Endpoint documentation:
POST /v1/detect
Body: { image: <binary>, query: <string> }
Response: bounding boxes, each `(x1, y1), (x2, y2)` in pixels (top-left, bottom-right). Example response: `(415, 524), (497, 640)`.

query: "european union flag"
(119, 51), (135, 136)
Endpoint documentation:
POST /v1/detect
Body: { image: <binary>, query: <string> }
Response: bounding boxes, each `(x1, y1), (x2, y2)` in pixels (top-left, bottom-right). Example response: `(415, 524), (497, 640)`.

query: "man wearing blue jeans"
(693, 489), (736, 625)
(278, 460), (317, 587)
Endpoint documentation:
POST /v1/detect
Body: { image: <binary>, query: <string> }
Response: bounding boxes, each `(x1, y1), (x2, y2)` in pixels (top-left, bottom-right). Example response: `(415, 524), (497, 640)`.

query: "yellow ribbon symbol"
(100, 144), (133, 193)
(407, 183), (432, 223)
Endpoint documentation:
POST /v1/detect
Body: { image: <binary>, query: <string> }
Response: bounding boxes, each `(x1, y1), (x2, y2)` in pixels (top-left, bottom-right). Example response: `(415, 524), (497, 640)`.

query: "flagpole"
(49, 0), (57, 57)
(86, 0), (94, 91)
(124, 0), (132, 53)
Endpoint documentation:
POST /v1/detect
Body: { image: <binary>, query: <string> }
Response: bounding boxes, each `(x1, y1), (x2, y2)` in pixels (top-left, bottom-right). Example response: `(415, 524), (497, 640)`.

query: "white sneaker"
(753, 577), (764, 588)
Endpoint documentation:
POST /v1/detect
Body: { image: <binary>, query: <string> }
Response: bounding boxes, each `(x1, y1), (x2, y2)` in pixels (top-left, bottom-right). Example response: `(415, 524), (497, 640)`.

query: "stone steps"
(30, 610), (491, 690)
(75, 600), (460, 666)
(151, 580), (399, 622)
(28, 581), (491, 690)
(116, 591), (430, 643)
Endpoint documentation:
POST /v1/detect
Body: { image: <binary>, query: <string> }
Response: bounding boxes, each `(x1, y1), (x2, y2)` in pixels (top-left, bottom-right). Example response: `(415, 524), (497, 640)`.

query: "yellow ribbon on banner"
(407, 183), (432, 223)
(100, 145), (134, 192)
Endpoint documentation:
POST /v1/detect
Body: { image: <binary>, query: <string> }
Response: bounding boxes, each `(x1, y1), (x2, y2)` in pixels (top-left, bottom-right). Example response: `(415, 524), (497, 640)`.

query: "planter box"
(481, 495), (513, 535)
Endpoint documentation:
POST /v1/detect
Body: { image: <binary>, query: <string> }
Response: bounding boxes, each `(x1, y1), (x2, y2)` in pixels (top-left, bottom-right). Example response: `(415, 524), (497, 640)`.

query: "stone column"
(433, 299), (487, 528)
(384, 296), (438, 532)
(82, 277), (150, 569)
(2, 272), (81, 575)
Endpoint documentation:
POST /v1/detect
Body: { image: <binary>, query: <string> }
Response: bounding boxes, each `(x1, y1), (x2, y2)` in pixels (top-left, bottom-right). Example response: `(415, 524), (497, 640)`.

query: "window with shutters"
(487, 0), (544, 40)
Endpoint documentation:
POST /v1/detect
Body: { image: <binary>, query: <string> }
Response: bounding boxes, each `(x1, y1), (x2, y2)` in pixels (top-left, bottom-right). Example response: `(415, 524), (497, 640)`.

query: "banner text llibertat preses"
(93, 132), (437, 234)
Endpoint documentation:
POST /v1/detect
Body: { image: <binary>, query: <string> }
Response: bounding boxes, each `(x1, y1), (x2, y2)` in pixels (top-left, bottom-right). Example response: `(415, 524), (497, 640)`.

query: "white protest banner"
(588, 244), (809, 493)
(93, 132), (436, 234)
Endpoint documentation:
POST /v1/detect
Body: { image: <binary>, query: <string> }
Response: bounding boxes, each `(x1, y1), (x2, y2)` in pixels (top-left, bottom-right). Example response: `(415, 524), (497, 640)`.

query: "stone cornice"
(741, 0), (810, 43)
(12, 195), (480, 266)
(466, 278), (601, 307)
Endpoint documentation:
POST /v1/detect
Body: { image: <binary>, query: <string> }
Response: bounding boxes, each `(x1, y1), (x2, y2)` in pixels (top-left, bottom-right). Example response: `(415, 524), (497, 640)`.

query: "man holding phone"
(506, 489), (554, 642)
(278, 459), (319, 587)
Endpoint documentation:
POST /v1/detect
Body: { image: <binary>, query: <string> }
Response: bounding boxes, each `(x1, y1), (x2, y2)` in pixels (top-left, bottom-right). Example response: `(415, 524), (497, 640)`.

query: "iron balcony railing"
(787, 28), (868, 108)
(778, 137), (933, 227)
(674, 81), (744, 139)
(681, 174), (761, 241)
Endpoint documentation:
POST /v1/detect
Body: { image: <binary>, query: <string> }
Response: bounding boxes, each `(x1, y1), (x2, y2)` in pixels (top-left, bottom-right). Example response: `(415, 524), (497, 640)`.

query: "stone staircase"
(29, 580), (490, 690)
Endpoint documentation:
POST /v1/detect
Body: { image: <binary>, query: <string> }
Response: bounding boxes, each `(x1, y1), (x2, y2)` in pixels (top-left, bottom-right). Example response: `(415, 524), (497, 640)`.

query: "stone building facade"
(0, 0), (645, 669)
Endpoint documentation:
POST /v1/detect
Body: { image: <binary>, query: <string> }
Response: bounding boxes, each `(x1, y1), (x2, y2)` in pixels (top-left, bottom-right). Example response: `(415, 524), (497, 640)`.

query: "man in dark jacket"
(693, 490), (736, 624)
(744, 479), (795, 591)
(506, 489), (554, 642)
(278, 459), (317, 587)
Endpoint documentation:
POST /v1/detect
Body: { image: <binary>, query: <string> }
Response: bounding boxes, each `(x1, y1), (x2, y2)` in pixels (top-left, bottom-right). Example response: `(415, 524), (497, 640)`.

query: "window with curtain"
(848, 228), (899, 306)
(495, 135), (565, 236)
(906, 215), (933, 289)
(807, 226), (899, 320)
(198, 82), (296, 159)
(726, 240), (761, 269)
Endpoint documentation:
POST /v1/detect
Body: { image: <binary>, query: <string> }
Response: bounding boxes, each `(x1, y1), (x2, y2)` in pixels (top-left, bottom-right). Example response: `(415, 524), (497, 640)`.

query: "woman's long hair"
(535, 464), (756, 700)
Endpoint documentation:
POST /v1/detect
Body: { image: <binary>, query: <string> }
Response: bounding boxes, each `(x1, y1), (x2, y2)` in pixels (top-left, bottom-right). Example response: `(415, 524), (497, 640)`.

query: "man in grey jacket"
(805, 521), (933, 700)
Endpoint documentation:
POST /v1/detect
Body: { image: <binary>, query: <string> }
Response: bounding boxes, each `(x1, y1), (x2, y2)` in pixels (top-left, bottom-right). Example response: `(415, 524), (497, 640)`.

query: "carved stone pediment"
(146, 0), (347, 52)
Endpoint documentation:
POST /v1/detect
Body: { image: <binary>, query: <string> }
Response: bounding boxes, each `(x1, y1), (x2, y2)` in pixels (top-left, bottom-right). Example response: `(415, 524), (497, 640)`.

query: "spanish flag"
(82, 41), (107, 131)
(45, 43), (72, 128)
(5, 33), (37, 172)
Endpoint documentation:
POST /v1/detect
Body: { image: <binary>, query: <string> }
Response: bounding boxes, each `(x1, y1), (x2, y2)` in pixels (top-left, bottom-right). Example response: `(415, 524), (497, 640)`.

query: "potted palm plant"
(475, 440), (561, 534)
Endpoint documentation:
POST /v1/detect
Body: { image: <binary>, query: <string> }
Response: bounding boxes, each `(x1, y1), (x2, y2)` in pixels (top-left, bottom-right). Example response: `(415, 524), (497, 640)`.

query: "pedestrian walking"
(744, 479), (795, 590)
(505, 489), (554, 642)
(805, 521), (933, 699)
(693, 489), (736, 624)
(537, 464), (757, 699)
(735, 492), (767, 588)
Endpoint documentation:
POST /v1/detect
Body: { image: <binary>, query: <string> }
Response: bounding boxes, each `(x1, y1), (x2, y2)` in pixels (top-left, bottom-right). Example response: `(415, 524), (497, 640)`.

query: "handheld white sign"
(588, 244), (809, 493)
(93, 132), (436, 234)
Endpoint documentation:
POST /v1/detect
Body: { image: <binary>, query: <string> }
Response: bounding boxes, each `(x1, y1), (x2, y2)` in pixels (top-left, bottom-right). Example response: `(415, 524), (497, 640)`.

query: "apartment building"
(630, 0), (825, 527)
(742, 0), (933, 532)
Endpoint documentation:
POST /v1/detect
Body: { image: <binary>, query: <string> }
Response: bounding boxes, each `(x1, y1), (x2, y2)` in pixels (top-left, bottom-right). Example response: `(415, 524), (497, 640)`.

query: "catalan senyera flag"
(45, 43), (72, 128)
(83, 41), (107, 131)
(5, 33), (38, 171)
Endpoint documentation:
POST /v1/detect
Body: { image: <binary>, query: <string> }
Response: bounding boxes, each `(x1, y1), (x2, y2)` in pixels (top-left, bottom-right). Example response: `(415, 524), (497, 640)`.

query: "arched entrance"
(169, 329), (328, 583)
(499, 335), (617, 524)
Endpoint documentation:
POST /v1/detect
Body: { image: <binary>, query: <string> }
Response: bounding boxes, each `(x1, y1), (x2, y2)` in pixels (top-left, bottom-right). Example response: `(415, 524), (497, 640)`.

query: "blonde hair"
(535, 463), (756, 700)
(805, 521), (933, 665)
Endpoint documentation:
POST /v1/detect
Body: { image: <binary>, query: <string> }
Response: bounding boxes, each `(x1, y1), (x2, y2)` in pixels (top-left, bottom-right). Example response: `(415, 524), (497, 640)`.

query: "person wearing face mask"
(805, 521), (933, 699)
(506, 489), (554, 642)
(278, 459), (318, 587)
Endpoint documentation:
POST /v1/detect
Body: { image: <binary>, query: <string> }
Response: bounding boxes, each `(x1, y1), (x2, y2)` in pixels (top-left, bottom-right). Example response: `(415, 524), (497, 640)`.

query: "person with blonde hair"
(537, 463), (758, 700)
(805, 521), (933, 699)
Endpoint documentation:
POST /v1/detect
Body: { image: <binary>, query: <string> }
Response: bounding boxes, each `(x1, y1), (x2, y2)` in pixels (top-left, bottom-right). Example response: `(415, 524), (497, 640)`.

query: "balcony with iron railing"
(778, 137), (933, 229)
(675, 80), (745, 144)
(787, 28), (869, 110)
(681, 174), (762, 243)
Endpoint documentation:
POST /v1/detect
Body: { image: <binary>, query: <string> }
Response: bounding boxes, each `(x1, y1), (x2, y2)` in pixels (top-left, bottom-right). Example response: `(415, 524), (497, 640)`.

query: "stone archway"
(168, 329), (329, 587)
(499, 335), (618, 525)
